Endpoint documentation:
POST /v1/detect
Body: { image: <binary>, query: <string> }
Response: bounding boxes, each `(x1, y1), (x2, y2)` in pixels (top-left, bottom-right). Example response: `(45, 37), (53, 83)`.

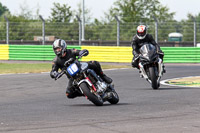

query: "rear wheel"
(80, 82), (103, 106)
(149, 66), (159, 89)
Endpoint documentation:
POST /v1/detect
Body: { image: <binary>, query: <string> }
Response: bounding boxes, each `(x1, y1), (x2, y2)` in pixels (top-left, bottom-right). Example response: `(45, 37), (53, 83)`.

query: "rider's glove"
(157, 49), (164, 55)
(157, 51), (164, 60)
(50, 71), (59, 79)
(157, 52), (164, 55)
(134, 54), (140, 60)
(79, 49), (89, 57)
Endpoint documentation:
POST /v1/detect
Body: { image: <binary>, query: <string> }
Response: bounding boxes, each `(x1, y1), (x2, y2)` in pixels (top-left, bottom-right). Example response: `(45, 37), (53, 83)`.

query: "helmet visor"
(53, 47), (62, 56)
(137, 32), (145, 37)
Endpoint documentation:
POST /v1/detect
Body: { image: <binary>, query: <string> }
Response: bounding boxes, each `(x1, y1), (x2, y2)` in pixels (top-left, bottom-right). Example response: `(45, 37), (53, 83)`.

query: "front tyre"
(80, 82), (103, 106)
(149, 66), (159, 89)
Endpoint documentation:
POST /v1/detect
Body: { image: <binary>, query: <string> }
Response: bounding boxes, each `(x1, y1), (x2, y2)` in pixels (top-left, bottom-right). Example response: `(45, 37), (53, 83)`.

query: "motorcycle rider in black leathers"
(131, 25), (165, 72)
(50, 39), (113, 98)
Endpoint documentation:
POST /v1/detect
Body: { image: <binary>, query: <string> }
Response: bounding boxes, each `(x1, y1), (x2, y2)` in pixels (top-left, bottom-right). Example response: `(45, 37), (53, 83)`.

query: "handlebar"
(55, 70), (65, 80)
(64, 58), (75, 66)
(55, 55), (85, 80)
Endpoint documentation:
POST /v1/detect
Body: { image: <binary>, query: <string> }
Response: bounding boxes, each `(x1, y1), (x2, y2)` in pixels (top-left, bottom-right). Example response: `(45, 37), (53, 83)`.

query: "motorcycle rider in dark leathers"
(50, 39), (113, 98)
(131, 25), (165, 72)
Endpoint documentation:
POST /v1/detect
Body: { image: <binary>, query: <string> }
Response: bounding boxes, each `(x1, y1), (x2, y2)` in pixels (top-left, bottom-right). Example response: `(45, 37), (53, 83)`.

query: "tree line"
(0, 0), (200, 42)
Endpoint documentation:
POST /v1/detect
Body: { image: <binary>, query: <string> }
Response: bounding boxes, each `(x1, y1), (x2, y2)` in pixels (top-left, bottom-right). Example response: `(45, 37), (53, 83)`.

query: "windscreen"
(140, 43), (156, 56)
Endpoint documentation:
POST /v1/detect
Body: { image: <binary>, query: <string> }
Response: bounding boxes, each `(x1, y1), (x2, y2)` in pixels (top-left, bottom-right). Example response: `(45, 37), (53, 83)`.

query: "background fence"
(0, 20), (200, 46)
(1, 19), (200, 63)
(1, 45), (200, 63)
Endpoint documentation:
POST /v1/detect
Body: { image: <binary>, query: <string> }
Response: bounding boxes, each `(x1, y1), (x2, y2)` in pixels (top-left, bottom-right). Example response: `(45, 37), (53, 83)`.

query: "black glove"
(50, 71), (59, 79)
(157, 51), (164, 60)
(157, 50), (164, 55)
(133, 54), (140, 60)
(79, 49), (89, 57)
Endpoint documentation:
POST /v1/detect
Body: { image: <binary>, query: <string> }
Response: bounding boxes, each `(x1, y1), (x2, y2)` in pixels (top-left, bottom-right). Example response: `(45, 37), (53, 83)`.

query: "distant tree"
(105, 0), (175, 23)
(4, 15), (40, 40)
(18, 2), (33, 19)
(178, 13), (200, 42)
(49, 2), (72, 22)
(100, 0), (177, 41)
(74, 2), (92, 23)
(0, 2), (9, 40)
(0, 2), (10, 17)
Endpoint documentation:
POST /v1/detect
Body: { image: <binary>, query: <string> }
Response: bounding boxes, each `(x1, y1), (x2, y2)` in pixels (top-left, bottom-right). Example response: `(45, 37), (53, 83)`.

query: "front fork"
(157, 58), (163, 82)
(139, 58), (163, 83)
(139, 62), (148, 79)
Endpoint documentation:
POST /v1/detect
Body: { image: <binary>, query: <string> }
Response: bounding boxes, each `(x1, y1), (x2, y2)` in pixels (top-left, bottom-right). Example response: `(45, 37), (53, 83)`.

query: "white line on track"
(0, 73), (31, 76)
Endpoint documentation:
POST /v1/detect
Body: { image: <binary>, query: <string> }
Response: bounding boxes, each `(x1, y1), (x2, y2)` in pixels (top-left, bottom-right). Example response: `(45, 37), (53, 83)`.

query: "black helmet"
(136, 25), (147, 39)
(53, 39), (67, 57)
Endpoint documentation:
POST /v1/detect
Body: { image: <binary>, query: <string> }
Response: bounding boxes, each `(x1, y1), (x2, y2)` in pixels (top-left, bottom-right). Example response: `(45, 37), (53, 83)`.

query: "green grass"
(0, 63), (130, 74)
(0, 63), (51, 74)
(101, 65), (131, 69)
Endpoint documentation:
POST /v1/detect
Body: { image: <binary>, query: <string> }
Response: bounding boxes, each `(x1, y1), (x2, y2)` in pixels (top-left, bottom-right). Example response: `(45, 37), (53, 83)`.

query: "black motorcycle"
(55, 52), (119, 106)
(137, 43), (164, 89)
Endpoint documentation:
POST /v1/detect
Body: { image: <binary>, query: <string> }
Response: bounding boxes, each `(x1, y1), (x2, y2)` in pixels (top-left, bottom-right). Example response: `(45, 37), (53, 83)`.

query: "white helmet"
(136, 25), (147, 39)
(53, 39), (67, 57)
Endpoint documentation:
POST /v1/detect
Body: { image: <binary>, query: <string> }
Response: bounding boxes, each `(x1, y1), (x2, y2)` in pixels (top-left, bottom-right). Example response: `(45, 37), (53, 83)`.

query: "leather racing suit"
(131, 34), (164, 68)
(50, 49), (112, 98)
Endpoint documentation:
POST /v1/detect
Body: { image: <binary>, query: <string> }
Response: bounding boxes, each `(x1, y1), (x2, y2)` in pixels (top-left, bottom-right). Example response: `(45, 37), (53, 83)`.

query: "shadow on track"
(67, 102), (132, 107)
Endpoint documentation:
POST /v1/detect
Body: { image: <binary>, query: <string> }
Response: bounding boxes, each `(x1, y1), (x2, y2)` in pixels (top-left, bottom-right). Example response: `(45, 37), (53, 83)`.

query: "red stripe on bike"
(86, 77), (97, 92)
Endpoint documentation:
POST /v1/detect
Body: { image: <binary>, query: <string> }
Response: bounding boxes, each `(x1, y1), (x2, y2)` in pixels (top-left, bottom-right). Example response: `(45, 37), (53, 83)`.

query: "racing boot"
(102, 92), (113, 100)
(66, 87), (76, 99)
(66, 87), (83, 99)
(100, 73), (113, 84)
(163, 65), (166, 73)
(139, 70), (143, 78)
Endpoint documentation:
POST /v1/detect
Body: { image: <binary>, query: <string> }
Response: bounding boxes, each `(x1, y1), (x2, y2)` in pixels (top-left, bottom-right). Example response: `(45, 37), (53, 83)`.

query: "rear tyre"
(80, 82), (103, 106)
(149, 66), (159, 89)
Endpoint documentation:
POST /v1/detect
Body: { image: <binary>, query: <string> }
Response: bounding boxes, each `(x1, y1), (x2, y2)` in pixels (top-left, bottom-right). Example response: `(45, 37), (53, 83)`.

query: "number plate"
(67, 63), (79, 76)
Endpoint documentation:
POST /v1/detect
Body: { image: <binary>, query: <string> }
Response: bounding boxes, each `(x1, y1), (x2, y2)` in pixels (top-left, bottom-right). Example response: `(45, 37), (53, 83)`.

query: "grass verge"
(0, 63), (130, 74)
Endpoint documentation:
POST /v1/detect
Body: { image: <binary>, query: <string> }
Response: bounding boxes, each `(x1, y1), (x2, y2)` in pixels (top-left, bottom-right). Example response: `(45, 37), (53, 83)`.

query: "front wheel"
(149, 66), (159, 89)
(80, 82), (104, 106)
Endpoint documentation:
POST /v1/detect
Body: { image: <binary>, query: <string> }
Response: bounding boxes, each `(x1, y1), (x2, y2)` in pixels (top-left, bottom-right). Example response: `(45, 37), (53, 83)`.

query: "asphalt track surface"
(0, 64), (200, 133)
